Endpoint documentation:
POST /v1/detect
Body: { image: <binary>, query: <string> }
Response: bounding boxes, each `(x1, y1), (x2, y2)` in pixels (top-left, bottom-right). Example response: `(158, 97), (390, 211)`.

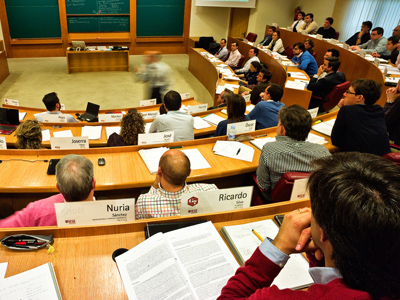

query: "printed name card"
(243, 94), (251, 102)
(227, 120), (256, 134)
(188, 104), (208, 114)
(373, 58), (380, 67)
(55, 199), (135, 227)
(140, 99), (157, 107)
(50, 136), (89, 150)
(4, 99), (19, 106)
(181, 186), (253, 216)
(290, 178), (310, 201)
(98, 113), (123, 123)
(180, 92), (190, 99)
(0, 137), (7, 149)
(41, 114), (68, 123)
(308, 107), (318, 119)
(316, 34), (323, 40)
(141, 111), (159, 120)
(138, 131), (174, 145)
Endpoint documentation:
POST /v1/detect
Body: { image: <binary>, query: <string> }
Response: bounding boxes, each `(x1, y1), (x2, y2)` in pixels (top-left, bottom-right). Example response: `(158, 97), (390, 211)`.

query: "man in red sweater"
(218, 152), (400, 300)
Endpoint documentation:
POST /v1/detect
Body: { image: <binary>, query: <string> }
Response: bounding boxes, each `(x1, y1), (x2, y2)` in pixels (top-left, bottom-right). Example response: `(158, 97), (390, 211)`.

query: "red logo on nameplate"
(187, 196), (198, 207)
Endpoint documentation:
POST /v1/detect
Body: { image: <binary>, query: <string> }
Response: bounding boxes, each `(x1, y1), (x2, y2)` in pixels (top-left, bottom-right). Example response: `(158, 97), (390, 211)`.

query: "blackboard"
(137, 0), (185, 37)
(66, 0), (129, 15)
(67, 16), (130, 32)
(5, 0), (61, 39)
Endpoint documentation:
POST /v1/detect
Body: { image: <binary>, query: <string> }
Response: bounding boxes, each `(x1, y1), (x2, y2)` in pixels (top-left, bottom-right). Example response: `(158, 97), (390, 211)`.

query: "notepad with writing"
(221, 219), (314, 290)
(312, 119), (336, 136)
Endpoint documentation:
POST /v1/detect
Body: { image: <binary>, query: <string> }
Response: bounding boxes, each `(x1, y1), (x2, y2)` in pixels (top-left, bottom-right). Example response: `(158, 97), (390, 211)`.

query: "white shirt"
(149, 110), (194, 141)
(236, 56), (260, 74)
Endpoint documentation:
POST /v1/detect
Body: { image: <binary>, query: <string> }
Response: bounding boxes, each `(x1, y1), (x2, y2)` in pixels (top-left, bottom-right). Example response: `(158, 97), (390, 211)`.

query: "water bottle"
(228, 125), (236, 141)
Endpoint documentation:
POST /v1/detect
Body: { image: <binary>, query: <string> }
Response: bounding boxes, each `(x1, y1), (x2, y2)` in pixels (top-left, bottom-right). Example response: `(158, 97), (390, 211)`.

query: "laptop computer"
(0, 107), (19, 135)
(79, 102), (100, 122)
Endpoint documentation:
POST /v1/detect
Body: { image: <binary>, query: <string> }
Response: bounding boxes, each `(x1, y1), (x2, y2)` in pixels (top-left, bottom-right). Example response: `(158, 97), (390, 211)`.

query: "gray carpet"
(0, 54), (213, 110)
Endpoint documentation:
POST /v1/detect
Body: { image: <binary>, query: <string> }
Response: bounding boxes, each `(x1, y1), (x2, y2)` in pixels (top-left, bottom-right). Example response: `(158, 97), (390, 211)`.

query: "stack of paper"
(193, 116), (211, 129)
(41, 129), (51, 142)
(81, 126), (102, 140)
(312, 119), (336, 136)
(213, 140), (255, 162)
(285, 80), (306, 90)
(306, 133), (327, 144)
(288, 72), (308, 80)
(53, 130), (73, 137)
(202, 113), (226, 126)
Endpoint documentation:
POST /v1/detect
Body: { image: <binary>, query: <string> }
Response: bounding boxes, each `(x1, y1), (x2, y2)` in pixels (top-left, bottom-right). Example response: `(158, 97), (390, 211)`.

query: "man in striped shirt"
(135, 149), (217, 219)
(256, 105), (331, 194)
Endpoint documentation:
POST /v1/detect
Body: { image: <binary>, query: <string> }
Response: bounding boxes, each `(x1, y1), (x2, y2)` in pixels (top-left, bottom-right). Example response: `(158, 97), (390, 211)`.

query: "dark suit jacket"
(307, 71), (346, 99)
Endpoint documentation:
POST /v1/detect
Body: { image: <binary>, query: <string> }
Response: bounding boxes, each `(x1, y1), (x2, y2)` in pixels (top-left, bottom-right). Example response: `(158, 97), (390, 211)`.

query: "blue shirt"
(247, 100), (285, 130)
(291, 51), (318, 76)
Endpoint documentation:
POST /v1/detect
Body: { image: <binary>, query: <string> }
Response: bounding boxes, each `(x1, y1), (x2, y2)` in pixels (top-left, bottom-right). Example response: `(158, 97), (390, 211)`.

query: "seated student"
(307, 57), (346, 111)
(15, 119), (44, 149)
(345, 21), (372, 46)
(298, 13), (318, 34)
(384, 81), (400, 145)
(235, 47), (260, 74)
(150, 90), (194, 141)
(215, 39), (229, 61)
(219, 152), (400, 300)
(289, 11), (305, 33)
(247, 83), (284, 130)
(316, 17), (337, 39)
(208, 89), (234, 110)
(241, 68), (272, 105)
(324, 48), (340, 59)
(350, 27), (390, 56)
(225, 42), (242, 68)
(331, 79), (390, 156)
(371, 36), (399, 64)
(259, 26), (276, 47)
(237, 61), (261, 91)
(135, 149), (217, 219)
(303, 38), (315, 56)
(35, 92), (78, 123)
(256, 105), (331, 193)
(0, 155), (96, 228)
(291, 42), (318, 76)
(214, 94), (250, 137)
(107, 110), (145, 147)
(264, 31), (285, 55)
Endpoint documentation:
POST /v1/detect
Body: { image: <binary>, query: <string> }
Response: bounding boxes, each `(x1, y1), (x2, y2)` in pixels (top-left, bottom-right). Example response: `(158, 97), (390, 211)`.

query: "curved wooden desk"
(277, 28), (386, 106)
(0, 199), (310, 300)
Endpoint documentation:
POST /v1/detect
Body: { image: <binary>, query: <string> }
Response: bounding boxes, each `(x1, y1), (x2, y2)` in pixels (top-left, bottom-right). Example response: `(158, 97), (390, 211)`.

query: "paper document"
(0, 262), (7, 280)
(246, 104), (255, 112)
(224, 76), (240, 81)
(202, 113), (226, 126)
(181, 148), (211, 170)
(53, 130), (73, 137)
(249, 137), (276, 150)
(19, 112), (26, 121)
(288, 72), (308, 79)
(41, 129), (51, 142)
(145, 122), (152, 133)
(105, 126), (121, 139)
(216, 86), (226, 94)
(285, 80), (306, 90)
(213, 140), (255, 162)
(312, 119), (336, 136)
(306, 132), (327, 144)
(193, 116), (211, 130)
(81, 126), (102, 140)
(116, 222), (239, 300)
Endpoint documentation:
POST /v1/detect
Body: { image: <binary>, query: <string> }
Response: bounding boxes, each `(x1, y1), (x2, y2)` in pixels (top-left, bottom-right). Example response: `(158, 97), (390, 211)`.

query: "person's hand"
(316, 65), (324, 76)
(241, 91), (249, 96)
(386, 86), (400, 102)
(272, 208), (318, 255)
(338, 98), (345, 108)
(371, 52), (380, 58)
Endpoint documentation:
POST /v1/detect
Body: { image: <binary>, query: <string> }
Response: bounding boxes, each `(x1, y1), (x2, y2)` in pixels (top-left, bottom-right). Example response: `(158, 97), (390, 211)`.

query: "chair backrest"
(383, 153), (400, 166)
(270, 172), (311, 203)
(322, 81), (350, 112)
(335, 31), (340, 40)
(237, 55), (245, 68)
(195, 36), (214, 50)
(246, 32), (258, 43)
(311, 52), (317, 59)
(284, 46), (294, 59)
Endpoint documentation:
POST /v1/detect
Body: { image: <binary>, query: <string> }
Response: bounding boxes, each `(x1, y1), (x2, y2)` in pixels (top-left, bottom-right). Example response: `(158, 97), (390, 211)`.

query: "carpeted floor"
(0, 54), (213, 110)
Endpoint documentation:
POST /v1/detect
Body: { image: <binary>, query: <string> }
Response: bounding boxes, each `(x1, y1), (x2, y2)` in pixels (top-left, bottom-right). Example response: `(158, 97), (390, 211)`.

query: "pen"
(314, 120), (322, 124)
(252, 229), (264, 242)
(236, 148), (241, 155)
(255, 134), (268, 138)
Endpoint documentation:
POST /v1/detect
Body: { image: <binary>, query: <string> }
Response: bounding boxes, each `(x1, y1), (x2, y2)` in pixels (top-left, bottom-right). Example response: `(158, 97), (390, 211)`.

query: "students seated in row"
(289, 11), (305, 33)
(291, 42), (318, 76)
(259, 26), (276, 47)
(225, 42), (242, 68)
(264, 31), (285, 55)
(135, 149), (217, 219)
(242, 68), (272, 105)
(345, 21), (372, 46)
(247, 83), (284, 130)
(237, 61), (261, 91)
(150, 90), (194, 141)
(371, 35), (399, 64)
(350, 27), (390, 56)
(219, 152), (400, 300)
(235, 47), (260, 74)
(35, 92), (78, 123)
(256, 105), (330, 194)
(298, 13), (318, 34)
(15, 119), (44, 149)
(214, 94), (250, 137)
(208, 89), (234, 110)
(331, 78), (390, 156)
(316, 17), (337, 39)
(0, 155), (96, 228)
(215, 38), (229, 61)
(107, 110), (145, 147)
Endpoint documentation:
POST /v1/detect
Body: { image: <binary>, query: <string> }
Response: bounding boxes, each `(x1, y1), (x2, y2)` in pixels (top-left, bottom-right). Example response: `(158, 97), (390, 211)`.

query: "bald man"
(135, 149), (218, 219)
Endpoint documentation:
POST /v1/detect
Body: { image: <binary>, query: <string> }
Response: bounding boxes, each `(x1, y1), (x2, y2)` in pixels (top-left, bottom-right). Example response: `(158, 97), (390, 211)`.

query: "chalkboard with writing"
(137, 0), (185, 37)
(67, 16), (130, 32)
(66, 0), (129, 15)
(5, 0), (61, 39)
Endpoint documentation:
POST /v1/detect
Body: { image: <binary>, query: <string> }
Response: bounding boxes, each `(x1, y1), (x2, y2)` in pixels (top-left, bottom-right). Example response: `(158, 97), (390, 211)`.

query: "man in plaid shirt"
(135, 149), (217, 219)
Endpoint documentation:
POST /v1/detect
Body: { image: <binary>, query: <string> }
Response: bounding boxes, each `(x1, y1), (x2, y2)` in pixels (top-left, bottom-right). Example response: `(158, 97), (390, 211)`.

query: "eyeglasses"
(345, 90), (356, 95)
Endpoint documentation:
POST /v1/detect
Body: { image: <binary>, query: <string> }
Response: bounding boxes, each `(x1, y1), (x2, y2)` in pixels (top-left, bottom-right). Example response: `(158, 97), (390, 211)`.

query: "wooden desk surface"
(0, 111), (338, 194)
(0, 199), (310, 300)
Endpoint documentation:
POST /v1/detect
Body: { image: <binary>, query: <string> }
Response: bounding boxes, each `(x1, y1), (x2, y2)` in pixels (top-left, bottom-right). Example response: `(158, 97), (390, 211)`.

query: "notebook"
(79, 102), (100, 122)
(0, 107), (19, 135)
